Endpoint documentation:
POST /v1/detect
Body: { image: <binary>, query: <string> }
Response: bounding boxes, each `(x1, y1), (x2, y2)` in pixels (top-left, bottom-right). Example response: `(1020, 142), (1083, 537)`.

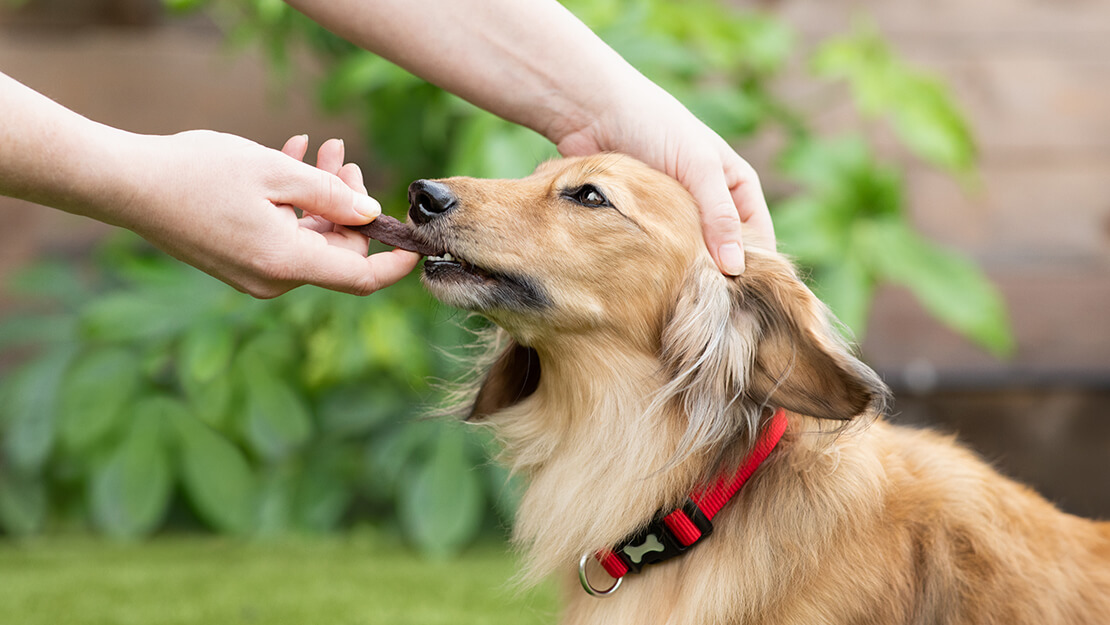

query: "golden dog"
(405, 154), (1110, 624)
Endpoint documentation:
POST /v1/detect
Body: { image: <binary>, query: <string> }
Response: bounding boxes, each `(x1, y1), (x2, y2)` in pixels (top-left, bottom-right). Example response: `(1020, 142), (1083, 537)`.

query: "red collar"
(580, 408), (789, 596)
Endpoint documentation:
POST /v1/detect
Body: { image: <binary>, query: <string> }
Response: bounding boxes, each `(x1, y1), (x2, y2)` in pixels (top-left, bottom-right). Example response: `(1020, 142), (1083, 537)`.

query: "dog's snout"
(408, 179), (457, 224)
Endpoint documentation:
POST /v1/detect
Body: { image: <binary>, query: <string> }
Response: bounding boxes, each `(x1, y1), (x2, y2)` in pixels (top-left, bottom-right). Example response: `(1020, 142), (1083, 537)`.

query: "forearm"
(0, 71), (144, 225)
(284, 0), (654, 144)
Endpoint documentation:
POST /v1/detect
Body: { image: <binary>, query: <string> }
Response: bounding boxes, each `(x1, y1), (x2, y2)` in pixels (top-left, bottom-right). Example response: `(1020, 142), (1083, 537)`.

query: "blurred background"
(0, 0), (1107, 621)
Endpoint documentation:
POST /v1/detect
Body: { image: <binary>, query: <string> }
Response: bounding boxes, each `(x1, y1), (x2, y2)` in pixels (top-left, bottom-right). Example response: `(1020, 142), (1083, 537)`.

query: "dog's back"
(860, 423), (1110, 624)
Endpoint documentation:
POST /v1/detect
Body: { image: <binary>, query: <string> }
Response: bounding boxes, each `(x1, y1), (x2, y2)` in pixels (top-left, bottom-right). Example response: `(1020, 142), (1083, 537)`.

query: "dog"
(404, 154), (1110, 624)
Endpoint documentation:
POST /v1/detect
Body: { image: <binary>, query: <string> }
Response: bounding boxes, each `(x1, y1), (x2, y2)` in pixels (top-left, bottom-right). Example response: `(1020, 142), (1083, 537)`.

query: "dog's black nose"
(408, 180), (457, 224)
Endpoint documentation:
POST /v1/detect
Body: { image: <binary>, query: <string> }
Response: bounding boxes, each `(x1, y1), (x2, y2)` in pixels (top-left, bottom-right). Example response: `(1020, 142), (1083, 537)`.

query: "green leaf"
(358, 303), (429, 380)
(686, 87), (763, 138)
(809, 255), (874, 338)
(89, 402), (172, 538)
(80, 293), (193, 342)
(859, 220), (1014, 356)
(0, 472), (46, 536)
(773, 195), (850, 265)
(179, 321), (236, 385)
(890, 80), (977, 174)
(161, 0), (206, 14)
(447, 113), (555, 180)
(484, 462), (524, 524)
(812, 23), (977, 174)
(255, 0), (286, 24)
(1, 346), (76, 472)
(398, 427), (484, 558)
(317, 386), (401, 437)
(318, 52), (420, 110)
(363, 420), (437, 497)
(237, 330), (300, 379)
(292, 449), (355, 533)
(171, 408), (258, 534)
(241, 369), (313, 461)
(779, 135), (871, 193)
(180, 372), (234, 431)
(57, 348), (144, 453)
(254, 469), (294, 535)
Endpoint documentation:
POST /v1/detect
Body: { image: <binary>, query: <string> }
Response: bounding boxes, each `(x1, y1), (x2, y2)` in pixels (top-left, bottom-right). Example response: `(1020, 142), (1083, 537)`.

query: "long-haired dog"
(404, 154), (1110, 624)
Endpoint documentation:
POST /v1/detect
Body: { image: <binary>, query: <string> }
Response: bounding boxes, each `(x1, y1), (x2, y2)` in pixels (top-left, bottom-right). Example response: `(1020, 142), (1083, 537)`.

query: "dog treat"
(353, 215), (439, 256)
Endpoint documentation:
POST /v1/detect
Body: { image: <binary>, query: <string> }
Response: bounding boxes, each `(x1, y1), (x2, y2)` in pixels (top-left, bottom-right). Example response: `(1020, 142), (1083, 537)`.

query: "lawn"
(0, 533), (559, 624)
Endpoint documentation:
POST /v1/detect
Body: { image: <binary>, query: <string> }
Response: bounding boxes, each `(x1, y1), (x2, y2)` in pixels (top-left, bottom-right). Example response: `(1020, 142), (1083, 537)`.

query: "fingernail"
(356, 194), (381, 220)
(719, 242), (745, 275)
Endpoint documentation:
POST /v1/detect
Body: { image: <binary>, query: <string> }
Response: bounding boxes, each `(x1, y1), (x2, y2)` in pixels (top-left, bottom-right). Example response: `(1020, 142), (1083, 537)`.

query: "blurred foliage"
(0, 239), (503, 555)
(0, 0), (1011, 554)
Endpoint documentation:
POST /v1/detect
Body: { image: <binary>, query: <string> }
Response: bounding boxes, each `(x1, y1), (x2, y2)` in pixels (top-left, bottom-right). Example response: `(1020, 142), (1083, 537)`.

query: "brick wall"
(3, 1), (1108, 515)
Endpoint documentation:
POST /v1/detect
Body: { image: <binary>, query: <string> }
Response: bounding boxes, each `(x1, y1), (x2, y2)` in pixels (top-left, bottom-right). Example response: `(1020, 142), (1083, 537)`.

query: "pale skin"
(0, 0), (773, 298)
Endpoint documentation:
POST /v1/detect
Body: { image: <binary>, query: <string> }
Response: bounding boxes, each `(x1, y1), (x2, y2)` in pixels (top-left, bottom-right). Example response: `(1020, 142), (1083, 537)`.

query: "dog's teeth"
(442, 253), (455, 262)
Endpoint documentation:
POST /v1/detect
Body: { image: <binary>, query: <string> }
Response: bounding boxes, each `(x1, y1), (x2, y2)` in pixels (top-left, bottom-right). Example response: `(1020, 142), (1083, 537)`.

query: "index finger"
(724, 155), (774, 249)
(686, 164), (748, 276)
(272, 158), (382, 226)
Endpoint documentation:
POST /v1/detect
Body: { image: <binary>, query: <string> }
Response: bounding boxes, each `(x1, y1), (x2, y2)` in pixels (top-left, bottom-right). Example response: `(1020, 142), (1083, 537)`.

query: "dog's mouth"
(423, 250), (496, 282)
(418, 237), (550, 313)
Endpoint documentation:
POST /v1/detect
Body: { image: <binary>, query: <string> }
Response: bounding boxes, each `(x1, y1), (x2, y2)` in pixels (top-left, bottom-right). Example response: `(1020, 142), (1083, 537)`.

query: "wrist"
(539, 63), (655, 148)
(70, 125), (155, 227)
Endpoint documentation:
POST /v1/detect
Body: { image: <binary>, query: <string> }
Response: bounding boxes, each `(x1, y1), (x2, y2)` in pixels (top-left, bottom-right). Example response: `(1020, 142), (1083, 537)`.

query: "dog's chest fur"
(504, 417), (1110, 625)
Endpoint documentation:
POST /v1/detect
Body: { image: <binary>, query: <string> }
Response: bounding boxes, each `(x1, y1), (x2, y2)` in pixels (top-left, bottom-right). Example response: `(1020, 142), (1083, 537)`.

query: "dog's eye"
(565, 184), (612, 208)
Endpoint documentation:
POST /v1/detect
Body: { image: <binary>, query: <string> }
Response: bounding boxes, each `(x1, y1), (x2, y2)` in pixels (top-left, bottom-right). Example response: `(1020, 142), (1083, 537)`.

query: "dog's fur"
(410, 154), (1110, 624)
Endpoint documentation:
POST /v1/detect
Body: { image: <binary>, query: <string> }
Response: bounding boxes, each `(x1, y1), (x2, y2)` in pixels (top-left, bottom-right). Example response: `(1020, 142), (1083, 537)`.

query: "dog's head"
(409, 154), (889, 432)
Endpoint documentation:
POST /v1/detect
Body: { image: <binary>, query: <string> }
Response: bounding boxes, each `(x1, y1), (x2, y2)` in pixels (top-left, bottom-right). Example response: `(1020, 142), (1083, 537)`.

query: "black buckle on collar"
(611, 498), (714, 575)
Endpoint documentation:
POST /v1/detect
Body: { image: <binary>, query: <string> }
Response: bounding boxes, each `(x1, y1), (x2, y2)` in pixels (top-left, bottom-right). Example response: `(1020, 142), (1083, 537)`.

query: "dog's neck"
(486, 337), (719, 586)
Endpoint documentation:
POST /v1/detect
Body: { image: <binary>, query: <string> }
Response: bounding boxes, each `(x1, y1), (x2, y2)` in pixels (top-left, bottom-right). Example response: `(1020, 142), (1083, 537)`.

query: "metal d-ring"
(578, 552), (623, 598)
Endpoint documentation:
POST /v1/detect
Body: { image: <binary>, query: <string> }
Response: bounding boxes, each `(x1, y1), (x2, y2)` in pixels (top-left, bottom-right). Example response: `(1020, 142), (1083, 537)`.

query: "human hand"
(553, 83), (774, 276)
(117, 130), (419, 298)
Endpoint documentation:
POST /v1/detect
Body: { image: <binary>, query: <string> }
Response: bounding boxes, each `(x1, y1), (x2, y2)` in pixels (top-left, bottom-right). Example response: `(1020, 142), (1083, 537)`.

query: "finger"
(281, 135), (309, 161)
(298, 214), (335, 234)
(292, 232), (420, 295)
(724, 156), (775, 249)
(338, 162), (368, 195)
(687, 164), (747, 276)
(315, 138), (345, 176)
(274, 160), (382, 226)
(322, 226), (372, 255)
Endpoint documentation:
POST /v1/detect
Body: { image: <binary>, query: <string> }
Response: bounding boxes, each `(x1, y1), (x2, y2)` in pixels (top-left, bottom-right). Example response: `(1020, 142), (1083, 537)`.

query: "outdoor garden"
(3, 0), (1106, 622)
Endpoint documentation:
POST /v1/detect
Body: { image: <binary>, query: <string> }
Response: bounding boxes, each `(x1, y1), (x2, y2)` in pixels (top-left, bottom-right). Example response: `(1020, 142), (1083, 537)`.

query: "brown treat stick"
(352, 215), (439, 256)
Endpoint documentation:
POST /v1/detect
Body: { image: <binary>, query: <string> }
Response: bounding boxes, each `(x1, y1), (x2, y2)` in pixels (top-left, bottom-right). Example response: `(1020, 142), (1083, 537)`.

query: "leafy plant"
(0, 0), (1011, 555)
(0, 238), (502, 555)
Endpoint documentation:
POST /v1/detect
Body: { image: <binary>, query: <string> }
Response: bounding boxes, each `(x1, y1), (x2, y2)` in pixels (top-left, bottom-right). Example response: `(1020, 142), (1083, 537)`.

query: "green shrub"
(0, 0), (1011, 556)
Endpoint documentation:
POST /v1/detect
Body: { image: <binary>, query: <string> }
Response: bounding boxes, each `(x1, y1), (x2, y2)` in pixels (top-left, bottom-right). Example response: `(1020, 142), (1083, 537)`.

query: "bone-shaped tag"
(622, 533), (665, 564)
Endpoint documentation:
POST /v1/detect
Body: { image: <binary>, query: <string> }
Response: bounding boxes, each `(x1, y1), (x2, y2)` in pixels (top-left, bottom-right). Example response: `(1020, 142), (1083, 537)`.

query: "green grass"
(0, 533), (559, 624)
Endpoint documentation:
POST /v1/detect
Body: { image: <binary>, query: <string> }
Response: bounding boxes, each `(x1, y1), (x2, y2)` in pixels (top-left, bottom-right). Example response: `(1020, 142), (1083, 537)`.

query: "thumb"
(293, 234), (421, 295)
(275, 160), (382, 226)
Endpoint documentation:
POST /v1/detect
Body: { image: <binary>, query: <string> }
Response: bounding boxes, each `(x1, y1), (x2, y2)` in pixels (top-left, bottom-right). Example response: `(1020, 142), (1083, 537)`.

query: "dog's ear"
(661, 253), (889, 425)
(738, 252), (890, 420)
(469, 338), (541, 421)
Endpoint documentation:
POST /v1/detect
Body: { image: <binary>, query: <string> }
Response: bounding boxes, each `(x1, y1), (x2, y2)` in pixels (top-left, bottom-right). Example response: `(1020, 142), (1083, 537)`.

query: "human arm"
(284, 0), (773, 274)
(0, 70), (418, 297)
